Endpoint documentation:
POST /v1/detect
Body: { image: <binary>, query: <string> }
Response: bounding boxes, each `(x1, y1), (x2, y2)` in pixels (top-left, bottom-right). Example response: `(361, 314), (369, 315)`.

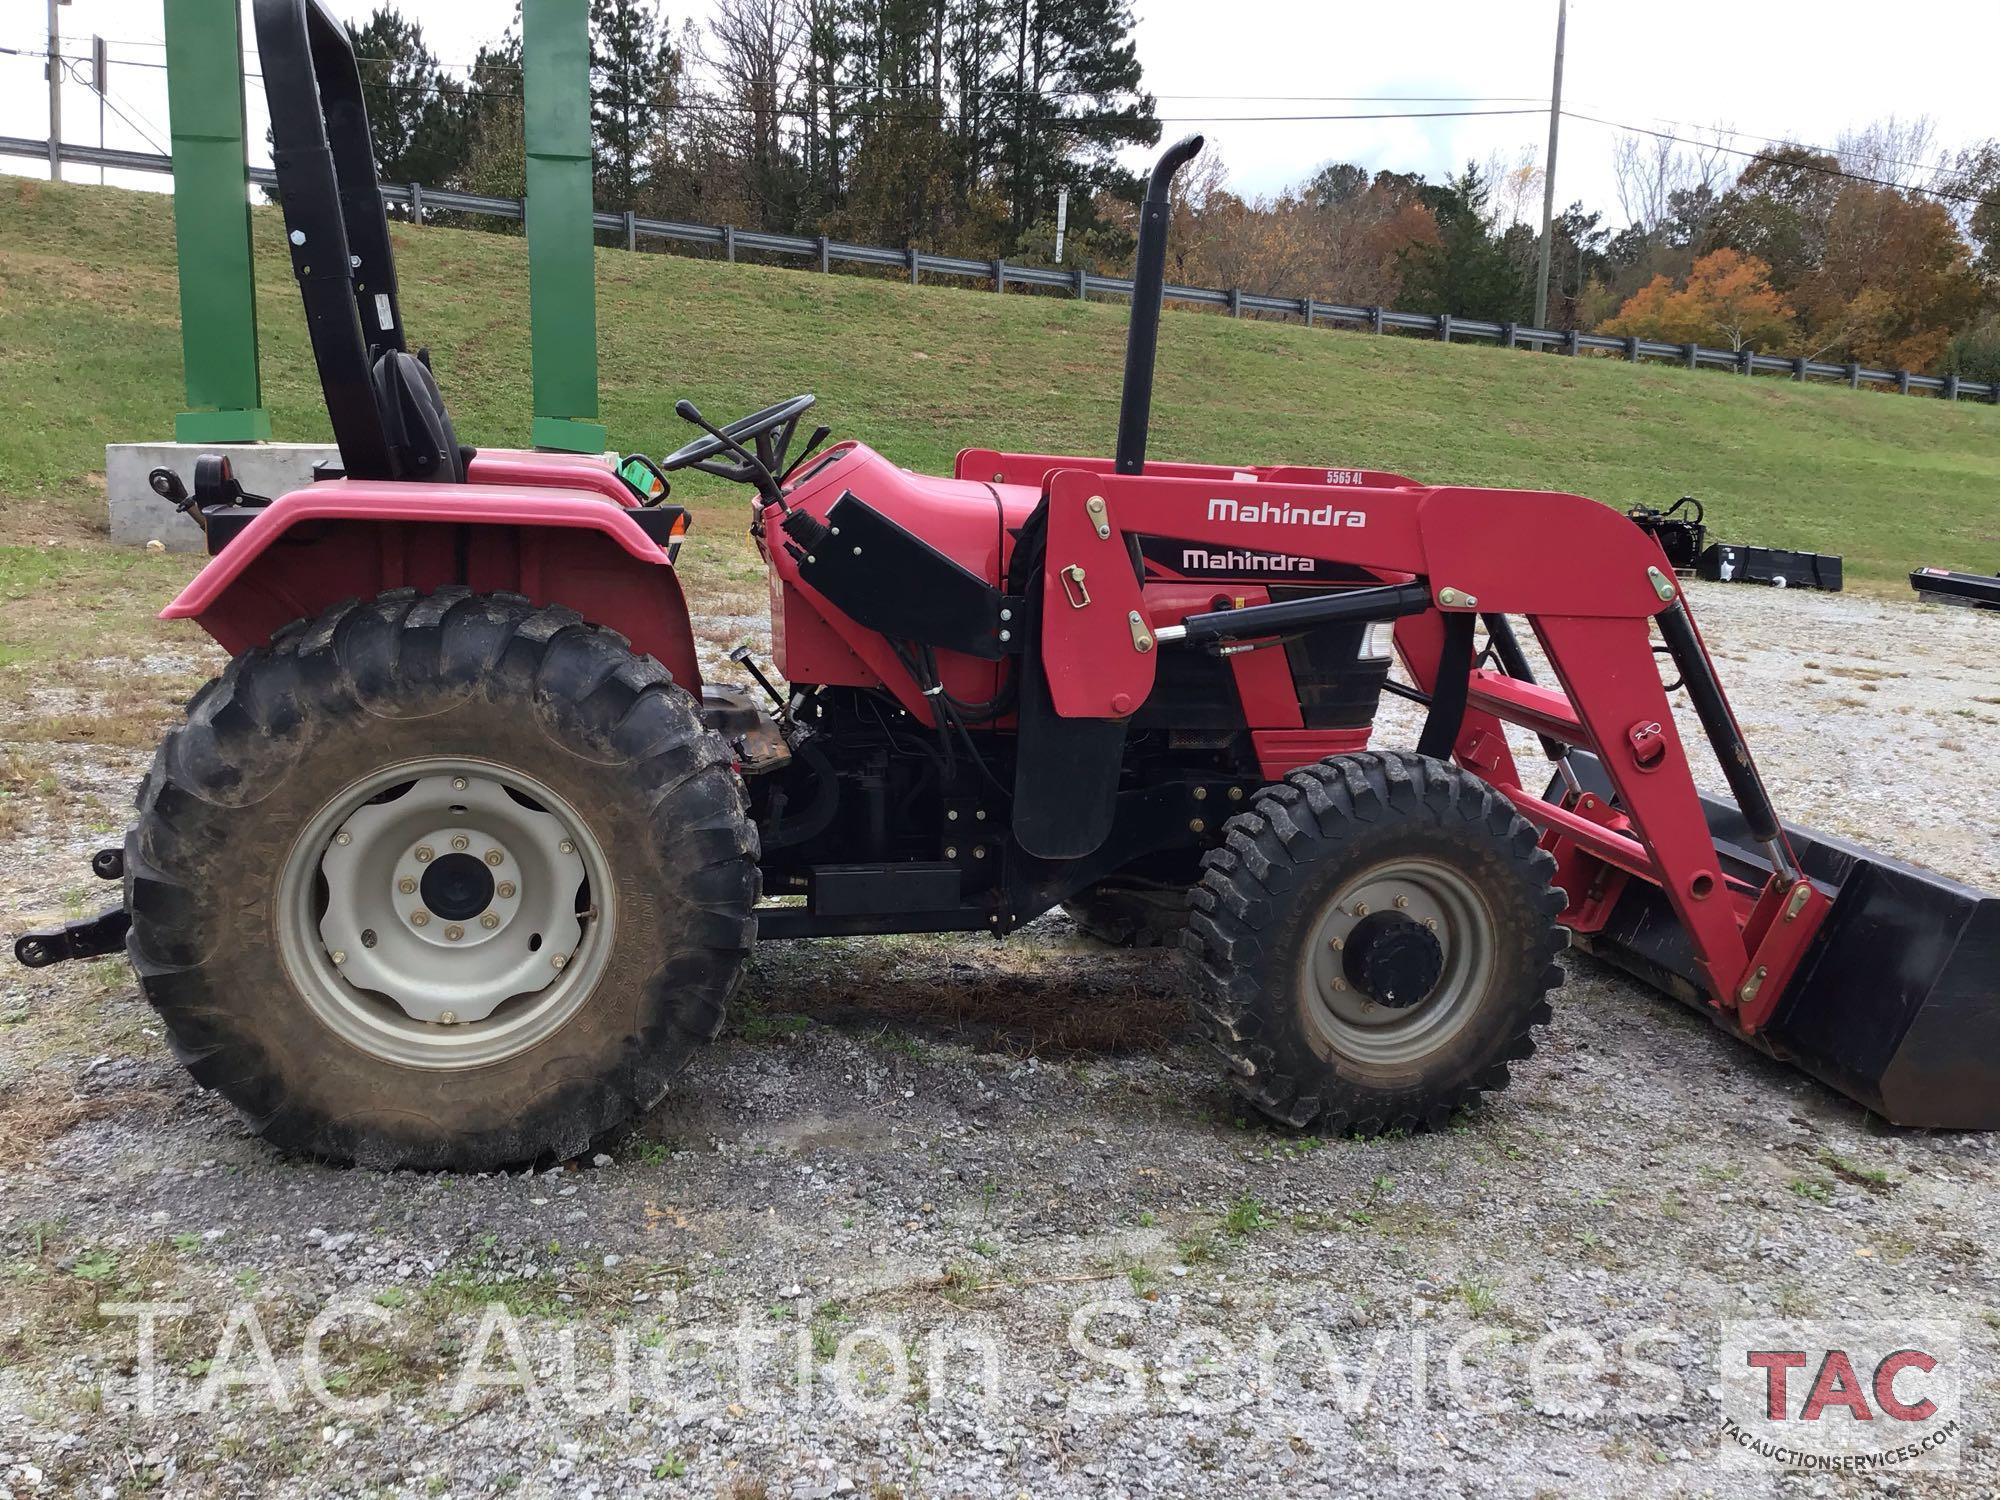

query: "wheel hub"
(1304, 857), (1498, 1065)
(1342, 911), (1445, 1008)
(314, 771), (589, 1027)
(420, 850), (495, 923)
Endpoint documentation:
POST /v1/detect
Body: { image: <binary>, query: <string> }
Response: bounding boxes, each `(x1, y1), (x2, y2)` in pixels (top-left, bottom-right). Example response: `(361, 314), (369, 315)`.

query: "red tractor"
(14, 0), (1995, 1168)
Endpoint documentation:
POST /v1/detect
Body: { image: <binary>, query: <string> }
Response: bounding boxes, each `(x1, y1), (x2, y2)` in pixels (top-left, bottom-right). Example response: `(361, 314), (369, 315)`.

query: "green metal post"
(163, 0), (270, 442)
(523, 0), (606, 453)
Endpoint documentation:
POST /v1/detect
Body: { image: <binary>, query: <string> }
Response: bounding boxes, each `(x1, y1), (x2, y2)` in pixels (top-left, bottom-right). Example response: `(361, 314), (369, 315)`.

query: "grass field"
(1, 173), (1996, 591)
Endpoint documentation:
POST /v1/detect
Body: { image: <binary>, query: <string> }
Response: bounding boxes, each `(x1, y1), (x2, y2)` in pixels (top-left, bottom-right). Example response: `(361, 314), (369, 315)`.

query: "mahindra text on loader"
(14, 0), (1995, 1169)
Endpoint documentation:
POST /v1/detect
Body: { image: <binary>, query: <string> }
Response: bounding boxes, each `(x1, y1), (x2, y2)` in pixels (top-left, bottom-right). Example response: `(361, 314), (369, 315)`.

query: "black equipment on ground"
(1697, 542), (1843, 592)
(1625, 497), (1706, 573)
(1909, 567), (2000, 610)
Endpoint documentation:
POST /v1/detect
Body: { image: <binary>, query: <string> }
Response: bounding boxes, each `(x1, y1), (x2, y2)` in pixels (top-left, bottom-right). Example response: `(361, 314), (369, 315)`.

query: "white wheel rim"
(1301, 856), (1497, 1066)
(276, 757), (615, 1070)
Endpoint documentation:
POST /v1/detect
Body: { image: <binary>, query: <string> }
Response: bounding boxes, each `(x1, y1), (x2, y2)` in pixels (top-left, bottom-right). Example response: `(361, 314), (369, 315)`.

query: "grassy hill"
(2, 173), (1995, 586)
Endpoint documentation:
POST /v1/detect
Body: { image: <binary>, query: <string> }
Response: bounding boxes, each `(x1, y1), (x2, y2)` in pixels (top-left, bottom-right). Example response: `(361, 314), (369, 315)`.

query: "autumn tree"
(1705, 146), (1843, 290)
(1600, 248), (1793, 351)
(1794, 185), (1983, 368)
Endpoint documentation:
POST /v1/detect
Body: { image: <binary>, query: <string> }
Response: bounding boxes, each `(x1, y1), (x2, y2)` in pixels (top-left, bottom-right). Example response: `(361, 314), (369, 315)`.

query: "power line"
(1561, 111), (1997, 206)
(1565, 98), (1961, 181)
(50, 54), (169, 155)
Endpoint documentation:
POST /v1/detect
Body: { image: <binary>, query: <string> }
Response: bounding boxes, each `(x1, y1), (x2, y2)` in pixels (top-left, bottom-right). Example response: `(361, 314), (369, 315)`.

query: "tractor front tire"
(125, 589), (758, 1170)
(1184, 751), (1564, 1135)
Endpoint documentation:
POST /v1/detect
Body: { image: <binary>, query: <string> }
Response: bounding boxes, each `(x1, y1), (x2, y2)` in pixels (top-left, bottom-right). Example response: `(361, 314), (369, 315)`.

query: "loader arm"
(1033, 467), (1831, 1027)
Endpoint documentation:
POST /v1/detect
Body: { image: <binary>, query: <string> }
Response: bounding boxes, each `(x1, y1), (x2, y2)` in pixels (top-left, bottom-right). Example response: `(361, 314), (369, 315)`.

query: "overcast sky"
(3, 0), (1996, 225)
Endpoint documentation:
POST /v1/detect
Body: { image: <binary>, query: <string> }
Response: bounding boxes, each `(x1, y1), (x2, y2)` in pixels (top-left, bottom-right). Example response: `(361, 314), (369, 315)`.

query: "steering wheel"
(660, 394), (817, 480)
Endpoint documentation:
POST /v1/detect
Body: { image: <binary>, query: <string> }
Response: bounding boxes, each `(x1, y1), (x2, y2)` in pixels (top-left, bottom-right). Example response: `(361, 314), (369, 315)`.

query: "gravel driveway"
(1, 578), (1994, 1499)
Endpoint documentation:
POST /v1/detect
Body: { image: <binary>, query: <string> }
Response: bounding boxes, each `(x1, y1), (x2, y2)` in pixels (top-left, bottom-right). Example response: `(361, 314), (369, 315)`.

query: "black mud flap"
(1007, 497), (1124, 861)
(1553, 753), (1998, 1130)
(1011, 620), (1125, 859)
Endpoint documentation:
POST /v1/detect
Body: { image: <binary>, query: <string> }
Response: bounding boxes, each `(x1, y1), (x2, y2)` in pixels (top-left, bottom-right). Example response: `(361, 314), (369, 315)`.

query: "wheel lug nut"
(335, 830), (351, 846)
(415, 846), (434, 863)
(484, 850), (504, 867)
(1394, 895), (1409, 909)
(451, 777), (469, 791)
(480, 913), (499, 930)
(330, 949), (347, 965)
(398, 877), (417, 894)
(1425, 918), (1438, 930)
(558, 840), (575, 855)
(497, 881), (517, 899)
(1332, 979), (1347, 991)
(451, 835), (471, 852)
(1353, 902), (1369, 917)
(411, 910), (431, 927)
(445, 924), (464, 941)
(438, 1010), (459, 1026)
(1328, 936), (1344, 950)
(551, 954), (568, 970)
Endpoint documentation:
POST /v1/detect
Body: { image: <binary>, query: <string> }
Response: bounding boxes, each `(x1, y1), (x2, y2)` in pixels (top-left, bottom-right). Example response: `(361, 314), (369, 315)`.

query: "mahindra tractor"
(12, 0), (1996, 1168)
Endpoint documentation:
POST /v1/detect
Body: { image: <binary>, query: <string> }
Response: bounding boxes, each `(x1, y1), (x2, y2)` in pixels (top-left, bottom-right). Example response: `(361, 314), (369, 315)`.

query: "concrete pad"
(106, 441), (340, 551)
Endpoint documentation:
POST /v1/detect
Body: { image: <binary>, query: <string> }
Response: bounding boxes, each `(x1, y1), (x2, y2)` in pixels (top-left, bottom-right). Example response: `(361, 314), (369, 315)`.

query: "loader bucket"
(1554, 753), (1998, 1130)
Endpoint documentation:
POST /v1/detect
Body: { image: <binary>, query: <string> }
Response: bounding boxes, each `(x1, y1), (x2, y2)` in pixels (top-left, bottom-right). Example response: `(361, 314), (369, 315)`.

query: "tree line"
(346, 0), (1159, 260)
(342, 2), (1999, 380)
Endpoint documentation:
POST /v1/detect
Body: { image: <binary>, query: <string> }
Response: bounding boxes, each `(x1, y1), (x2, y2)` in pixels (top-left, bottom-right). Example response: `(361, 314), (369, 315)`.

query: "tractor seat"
(370, 348), (467, 484)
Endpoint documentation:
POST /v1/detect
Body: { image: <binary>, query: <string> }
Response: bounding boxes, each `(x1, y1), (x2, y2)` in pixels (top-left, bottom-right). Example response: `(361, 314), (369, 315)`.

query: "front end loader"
(10, 0), (1995, 1168)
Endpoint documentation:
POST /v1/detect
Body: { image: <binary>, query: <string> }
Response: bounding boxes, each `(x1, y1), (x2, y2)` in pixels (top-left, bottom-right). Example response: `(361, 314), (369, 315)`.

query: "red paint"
(161, 481), (702, 689)
(1250, 728), (1372, 779)
(465, 451), (635, 505)
(956, 448), (1420, 490)
(764, 444), (1039, 720)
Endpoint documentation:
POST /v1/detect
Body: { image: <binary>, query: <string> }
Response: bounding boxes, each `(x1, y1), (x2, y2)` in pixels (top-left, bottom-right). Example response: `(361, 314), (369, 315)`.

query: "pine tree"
(345, 7), (472, 190)
(589, 0), (681, 209)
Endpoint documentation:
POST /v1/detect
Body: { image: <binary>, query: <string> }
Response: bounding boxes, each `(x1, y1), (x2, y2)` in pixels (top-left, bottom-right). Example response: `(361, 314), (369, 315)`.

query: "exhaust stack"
(1114, 134), (1204, 476)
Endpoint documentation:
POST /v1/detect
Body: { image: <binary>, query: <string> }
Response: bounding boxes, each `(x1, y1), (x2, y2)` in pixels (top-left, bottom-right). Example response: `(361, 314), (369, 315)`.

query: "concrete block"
(106, 441), (340, 551)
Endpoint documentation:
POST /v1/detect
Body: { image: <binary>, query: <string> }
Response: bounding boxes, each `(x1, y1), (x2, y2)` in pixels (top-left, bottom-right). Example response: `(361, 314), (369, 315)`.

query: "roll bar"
(1113, 134), (1204, 476)
(251, 0), (405, 478)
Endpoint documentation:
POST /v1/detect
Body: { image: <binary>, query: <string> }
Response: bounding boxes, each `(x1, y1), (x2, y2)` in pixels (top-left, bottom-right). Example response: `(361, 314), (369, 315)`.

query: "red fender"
(160, 480), (702, 690)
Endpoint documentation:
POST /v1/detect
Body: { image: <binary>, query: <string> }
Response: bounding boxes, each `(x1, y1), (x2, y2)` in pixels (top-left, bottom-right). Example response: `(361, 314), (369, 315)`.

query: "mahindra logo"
(1180, 547), (1318, 573)
(1207, 496), (1366, 527)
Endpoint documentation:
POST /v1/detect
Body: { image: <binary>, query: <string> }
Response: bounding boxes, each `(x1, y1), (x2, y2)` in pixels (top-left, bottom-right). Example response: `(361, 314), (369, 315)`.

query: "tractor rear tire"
(1184, 751), (1564, 1135)
(124, 589), (759, 1170)
(1062, 881), (1189, 948)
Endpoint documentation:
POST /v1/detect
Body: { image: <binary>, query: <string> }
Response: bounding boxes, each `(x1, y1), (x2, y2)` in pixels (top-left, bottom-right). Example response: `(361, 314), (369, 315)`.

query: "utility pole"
(47, 0), (67, 181)
(1532, 0), (1566, 331)
(93, 35), (107, 185)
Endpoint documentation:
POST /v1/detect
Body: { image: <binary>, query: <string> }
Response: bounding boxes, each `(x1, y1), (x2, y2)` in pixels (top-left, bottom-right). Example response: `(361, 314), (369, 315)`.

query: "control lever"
(780, 426), (833, 482)
(729, 644), (789, 717)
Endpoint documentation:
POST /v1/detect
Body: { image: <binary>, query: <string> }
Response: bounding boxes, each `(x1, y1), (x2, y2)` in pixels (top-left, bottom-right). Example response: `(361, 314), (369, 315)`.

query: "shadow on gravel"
(736, 926), (1197, 1059)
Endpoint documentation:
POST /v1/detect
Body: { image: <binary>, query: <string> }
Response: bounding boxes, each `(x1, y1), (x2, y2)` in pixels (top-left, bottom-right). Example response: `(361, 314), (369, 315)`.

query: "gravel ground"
(0, 578), (1995, 1499)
